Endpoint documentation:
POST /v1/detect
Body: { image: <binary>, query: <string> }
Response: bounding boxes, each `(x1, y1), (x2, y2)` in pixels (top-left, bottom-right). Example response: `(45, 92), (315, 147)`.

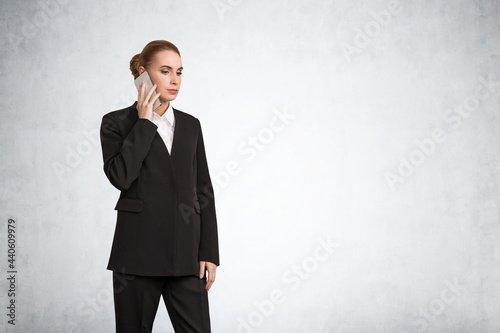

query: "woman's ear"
(138, 66), (145, 75)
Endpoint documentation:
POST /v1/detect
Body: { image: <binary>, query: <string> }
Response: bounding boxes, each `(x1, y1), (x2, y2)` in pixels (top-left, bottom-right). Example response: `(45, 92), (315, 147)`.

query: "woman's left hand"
(199, 261), (217, 292)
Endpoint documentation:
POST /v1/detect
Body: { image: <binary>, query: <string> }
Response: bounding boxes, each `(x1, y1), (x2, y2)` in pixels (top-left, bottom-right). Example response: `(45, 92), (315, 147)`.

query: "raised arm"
(100, 113), (158, 191)
(100, 82), (162, 191)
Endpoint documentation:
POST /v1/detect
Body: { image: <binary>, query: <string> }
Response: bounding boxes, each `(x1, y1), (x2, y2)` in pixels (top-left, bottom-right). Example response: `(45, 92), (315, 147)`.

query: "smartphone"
(134, 71), (161, 111)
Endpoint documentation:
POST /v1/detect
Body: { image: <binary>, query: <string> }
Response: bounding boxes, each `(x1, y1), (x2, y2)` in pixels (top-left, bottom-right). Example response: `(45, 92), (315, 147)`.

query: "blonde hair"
(129, 40), (181, 79)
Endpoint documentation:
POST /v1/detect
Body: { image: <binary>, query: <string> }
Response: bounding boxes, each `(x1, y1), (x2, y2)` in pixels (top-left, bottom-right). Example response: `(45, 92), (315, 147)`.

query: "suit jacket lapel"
(127, 102), (180, 158)
(170, 108), (182, 157)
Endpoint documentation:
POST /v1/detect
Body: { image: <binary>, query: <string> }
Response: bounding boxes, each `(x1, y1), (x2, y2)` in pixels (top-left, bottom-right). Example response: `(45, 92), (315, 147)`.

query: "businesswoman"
(100, 40), (219, 333)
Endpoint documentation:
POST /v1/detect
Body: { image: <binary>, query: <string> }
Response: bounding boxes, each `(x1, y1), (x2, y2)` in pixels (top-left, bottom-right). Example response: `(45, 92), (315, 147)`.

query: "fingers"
(205, 263), (217, 292)
(137, 82), (159, 105)
(199, 261), (217, 292)
(138, 81), (145, 102)
(144, 83), (157, 105)
(199, 261), (206, 279)
(152, 90), (161, 103)
(136, 82), (160, 120)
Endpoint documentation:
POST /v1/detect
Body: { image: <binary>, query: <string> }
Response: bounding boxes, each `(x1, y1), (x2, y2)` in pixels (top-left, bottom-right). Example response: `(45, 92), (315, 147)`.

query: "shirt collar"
(153, 103), (175, 127)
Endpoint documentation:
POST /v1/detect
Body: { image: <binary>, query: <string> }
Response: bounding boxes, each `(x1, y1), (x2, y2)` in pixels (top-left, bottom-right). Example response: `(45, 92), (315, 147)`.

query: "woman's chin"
(160, 96), (177, 104)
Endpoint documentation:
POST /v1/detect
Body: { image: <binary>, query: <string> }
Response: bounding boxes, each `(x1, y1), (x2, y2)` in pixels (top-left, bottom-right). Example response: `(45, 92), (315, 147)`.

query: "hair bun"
(129, 53), (141, 79)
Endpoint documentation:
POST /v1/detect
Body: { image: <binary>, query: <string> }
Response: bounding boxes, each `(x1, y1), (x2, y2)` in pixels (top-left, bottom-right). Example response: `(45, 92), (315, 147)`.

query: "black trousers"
(112, 271), (211, 333)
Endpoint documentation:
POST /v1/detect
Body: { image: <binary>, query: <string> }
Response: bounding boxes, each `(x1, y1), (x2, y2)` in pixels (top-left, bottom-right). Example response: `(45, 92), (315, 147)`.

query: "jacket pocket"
(114, 198), (144, 213)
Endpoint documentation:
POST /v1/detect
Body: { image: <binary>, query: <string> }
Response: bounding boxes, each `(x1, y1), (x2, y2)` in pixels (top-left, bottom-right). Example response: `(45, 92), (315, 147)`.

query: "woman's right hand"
(136, 81), (161, 121)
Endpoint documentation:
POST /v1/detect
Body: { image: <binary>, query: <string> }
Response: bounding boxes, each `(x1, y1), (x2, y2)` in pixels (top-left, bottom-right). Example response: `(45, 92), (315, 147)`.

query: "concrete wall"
(1, 0), (499, 332)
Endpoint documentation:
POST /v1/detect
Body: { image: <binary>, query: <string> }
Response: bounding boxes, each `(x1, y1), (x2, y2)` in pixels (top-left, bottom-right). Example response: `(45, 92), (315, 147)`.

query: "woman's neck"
(154, 101), (169, 117)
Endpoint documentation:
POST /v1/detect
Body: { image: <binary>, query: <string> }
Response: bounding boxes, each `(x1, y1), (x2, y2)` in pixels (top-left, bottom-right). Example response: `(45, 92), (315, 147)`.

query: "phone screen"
(134, 71), (161, 111)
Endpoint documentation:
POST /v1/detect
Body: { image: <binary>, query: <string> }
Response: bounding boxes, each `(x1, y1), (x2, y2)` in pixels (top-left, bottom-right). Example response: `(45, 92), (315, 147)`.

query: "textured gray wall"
(1, 0), (499, 332)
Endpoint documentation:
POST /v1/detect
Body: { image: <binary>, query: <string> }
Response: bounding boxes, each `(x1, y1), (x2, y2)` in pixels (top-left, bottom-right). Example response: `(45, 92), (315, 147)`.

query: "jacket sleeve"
(195, 119), (220, 266)
(100, 112), (158, 191)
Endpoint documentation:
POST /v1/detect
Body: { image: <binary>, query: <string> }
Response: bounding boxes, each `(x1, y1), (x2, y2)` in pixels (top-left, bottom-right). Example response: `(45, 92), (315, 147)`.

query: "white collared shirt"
(151, 103), (175, 154)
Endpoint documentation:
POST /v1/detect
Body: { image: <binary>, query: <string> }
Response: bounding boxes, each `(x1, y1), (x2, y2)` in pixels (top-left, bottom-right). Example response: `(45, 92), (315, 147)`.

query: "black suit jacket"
(100, 101), (219, 276)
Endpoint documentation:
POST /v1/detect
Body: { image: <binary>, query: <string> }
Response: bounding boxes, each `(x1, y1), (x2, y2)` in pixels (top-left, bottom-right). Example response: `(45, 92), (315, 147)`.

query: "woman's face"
(139, 50), (183, 104)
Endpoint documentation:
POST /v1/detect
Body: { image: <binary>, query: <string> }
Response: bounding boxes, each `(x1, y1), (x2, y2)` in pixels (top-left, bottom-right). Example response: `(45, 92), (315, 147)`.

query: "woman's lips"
(167, 89), (178, 94)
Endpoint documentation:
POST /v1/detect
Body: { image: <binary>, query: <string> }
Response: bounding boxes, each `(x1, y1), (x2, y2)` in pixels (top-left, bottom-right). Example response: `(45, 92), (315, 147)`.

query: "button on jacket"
(100, 101), (220, 276)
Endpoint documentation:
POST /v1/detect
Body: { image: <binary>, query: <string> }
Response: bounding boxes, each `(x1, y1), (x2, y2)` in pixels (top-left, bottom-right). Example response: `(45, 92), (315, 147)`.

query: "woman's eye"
(161, 71), (169, 74)
(177, 72), (183, 76)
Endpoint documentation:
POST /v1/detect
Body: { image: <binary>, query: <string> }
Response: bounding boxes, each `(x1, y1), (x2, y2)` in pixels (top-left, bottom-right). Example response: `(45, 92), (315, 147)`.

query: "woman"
(100, 40), (219, 333)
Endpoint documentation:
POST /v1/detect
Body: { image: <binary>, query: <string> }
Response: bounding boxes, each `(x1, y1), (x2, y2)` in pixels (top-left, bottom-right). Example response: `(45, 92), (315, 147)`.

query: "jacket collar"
(127, 101), (182, 157)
